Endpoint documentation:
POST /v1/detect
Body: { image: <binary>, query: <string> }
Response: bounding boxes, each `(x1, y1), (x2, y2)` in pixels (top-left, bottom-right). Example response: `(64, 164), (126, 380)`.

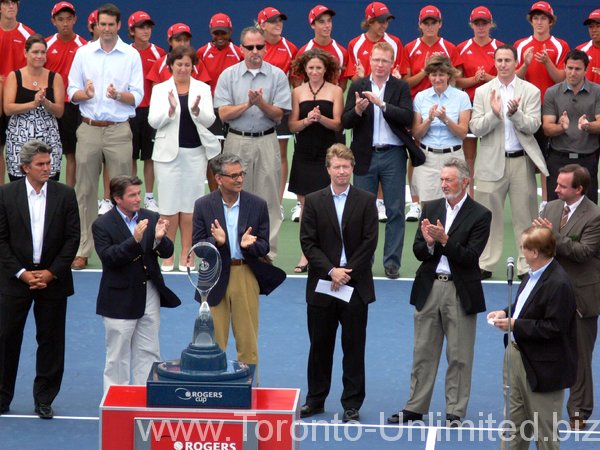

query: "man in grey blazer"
(535, 164), (600, 430)
(470, 44), (548, 279)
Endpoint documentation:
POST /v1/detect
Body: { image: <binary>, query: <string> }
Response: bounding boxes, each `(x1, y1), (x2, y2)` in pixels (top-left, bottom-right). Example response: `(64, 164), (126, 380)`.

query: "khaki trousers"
(405, 279), (477, 418)
(476, 155), (537, 275)
(223, 132), (281, 259)
(75, 121), (133, 257)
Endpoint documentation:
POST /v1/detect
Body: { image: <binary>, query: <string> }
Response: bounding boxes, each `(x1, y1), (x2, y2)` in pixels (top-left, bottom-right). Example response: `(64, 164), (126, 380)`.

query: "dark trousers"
(546, 149), (599, 204)
(0, 293), (67, 407)
(306, 296), (368, 410)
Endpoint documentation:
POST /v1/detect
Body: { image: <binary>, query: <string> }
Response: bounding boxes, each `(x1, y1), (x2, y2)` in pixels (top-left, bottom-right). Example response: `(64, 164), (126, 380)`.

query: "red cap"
(529, 1), (554, 18)
(309, 5), (336, 25)
(365, 2), (394, 21)
(168, 23), (192, 40)
(584, 9), (600, 25)
(128, 11), (154, 29)
(210, 13), (233, 32)
(87, 9), (98, 28)
(257, 7), (288, 25)
(51, 1), (75, 17)
(419, 5), (442, 22)
(470, 6), (492, 22)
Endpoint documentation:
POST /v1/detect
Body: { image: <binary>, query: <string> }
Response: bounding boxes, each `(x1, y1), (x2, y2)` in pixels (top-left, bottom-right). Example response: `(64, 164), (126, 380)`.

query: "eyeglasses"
(242, 44), (265, 51)
(220, 171), (246, 180)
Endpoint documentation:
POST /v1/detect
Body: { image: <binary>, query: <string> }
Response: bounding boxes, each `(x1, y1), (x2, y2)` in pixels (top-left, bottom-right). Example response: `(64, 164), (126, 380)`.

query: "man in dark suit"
(534, 164), (600, 430)
(93, 175), (181, 393)
(299, 143), (378, 423)
(0, 140), (80, 419)
(388, 158), (491, 426)
(488, 226), (577, 450)
(342, 41), (424, 279)
(192, 154), (285, 367)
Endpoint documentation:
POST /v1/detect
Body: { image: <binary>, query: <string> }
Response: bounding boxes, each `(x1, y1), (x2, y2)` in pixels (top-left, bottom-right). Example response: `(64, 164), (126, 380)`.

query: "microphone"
(507, 257), (514, 284)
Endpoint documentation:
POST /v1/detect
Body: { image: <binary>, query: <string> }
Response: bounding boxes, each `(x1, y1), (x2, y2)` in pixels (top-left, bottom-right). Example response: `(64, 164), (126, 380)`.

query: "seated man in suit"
(488, 226), (577, 450)
(192, 154), (285, 369)
(388, 157), (491, 427)
(0, 140), (79, 419)
(93, 176), (181, 393)
(299, 143), (378, 423)
(534, 164), (600, 430)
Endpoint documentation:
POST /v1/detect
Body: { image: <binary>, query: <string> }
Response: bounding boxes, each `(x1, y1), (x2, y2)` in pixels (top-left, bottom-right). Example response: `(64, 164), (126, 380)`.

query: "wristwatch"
(380, 102), (386, 112)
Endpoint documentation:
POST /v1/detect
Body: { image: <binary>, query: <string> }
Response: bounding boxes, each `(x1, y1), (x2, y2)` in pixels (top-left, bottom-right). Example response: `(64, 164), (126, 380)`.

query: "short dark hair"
(494, 44), (518, 61)
(25, 34), (47, 52)
(521, 226), (556, 258)
(565, 49), (590, 70)
(109, 175), (142, 205)
(167, 45), (198, 68)
(210, 154), (244, 176)
(20, 140), (52, 174)
(97, 3), (120, 24)
(559, 164), (591, 194)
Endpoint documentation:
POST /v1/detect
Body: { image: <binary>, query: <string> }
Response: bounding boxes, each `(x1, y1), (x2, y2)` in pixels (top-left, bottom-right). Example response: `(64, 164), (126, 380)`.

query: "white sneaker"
(406, 202), (421, 222)
(145, 197), (159, 212)
(280, 205), (285, 221)
(538, 200), (547, 216)
(291, 202), (302, 222)
(376, 199), (387, 222)
(98, 199), (114, 215)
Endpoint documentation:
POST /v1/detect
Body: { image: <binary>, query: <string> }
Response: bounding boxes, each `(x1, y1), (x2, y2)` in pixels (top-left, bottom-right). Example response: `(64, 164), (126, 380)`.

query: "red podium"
(100, 386), (301, 450)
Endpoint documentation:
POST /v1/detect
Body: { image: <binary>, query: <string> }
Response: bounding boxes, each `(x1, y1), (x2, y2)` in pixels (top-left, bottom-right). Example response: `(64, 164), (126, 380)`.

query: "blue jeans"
(353, 146), (407, 270)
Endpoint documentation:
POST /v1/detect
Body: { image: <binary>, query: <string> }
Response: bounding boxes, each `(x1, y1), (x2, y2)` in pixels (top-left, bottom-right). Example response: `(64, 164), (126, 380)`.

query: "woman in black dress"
(289, 49), (343, 272)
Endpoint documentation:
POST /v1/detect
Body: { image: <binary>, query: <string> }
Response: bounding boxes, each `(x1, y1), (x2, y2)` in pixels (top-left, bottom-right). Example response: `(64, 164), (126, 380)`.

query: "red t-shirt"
(345, 32), (403, 78)
(45, 33), (87, 101)
(264, 37), (298, 75)
(295, 38), (349, 85)
(514, 35), (570, 102)
(197, 42), (243, 93)
(146, 54), (211, 85)
(132, 43), (166, 107)
(0, 22), (35, 78)
(456, 38), (504, 101)
(577, 40), (600, 84)
(401, 37), (459, 98)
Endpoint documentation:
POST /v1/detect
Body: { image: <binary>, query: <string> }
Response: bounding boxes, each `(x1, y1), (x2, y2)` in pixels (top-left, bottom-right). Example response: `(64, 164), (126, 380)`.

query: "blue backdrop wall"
(21, 1), (597, 57)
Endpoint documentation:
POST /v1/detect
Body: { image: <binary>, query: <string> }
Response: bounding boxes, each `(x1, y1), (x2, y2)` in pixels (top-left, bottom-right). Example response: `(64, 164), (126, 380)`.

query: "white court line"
(0, 414), (98, 421)
(425, 427), (439, 450)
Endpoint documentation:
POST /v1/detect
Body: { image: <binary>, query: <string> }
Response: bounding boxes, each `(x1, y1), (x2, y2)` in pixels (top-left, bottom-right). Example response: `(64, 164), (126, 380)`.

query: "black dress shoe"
(387, 409), (423, 424)
(300, 404), (324, 418)
(35, 404), (54, 419)
(446, 414), (461, 427)
(384, 266), (400, 280)
(342, 408), (359, 422)
(480, 270), (492, 280)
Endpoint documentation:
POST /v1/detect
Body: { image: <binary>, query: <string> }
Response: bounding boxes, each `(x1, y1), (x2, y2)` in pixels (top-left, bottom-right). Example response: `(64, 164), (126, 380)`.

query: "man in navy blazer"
(93, 175), (181, 393)
(342, 41), (423, 279)
(0, 141), (79, 419)
(488, 226), (577, 449)
(192, 154), (285, 367)
(299, 144), (378, 423)
(388, 158), (491, 426)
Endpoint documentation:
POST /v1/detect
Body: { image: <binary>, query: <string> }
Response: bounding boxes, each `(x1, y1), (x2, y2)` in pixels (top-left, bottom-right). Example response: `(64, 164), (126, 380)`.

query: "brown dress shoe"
(71, 256), (88, 270)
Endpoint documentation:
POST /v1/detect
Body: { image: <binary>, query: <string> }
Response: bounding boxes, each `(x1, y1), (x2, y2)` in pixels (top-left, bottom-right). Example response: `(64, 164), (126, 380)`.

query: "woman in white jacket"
(148, 46), (220, 271)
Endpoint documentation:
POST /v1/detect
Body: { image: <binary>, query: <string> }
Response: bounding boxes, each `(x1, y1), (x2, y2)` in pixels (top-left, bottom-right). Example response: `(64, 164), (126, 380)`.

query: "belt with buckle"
(82, 117), (123, 127)
(505, 150), (525, 158)
(435, 273), (453, 281)
(231, 259), (246, 266)
(229, 127), (275, 137)
(419, 143), (461, 154)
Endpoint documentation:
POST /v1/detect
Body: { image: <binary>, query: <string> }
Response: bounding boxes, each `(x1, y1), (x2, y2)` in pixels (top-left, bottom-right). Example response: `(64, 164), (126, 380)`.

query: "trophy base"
(147, 361), (255, 408)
